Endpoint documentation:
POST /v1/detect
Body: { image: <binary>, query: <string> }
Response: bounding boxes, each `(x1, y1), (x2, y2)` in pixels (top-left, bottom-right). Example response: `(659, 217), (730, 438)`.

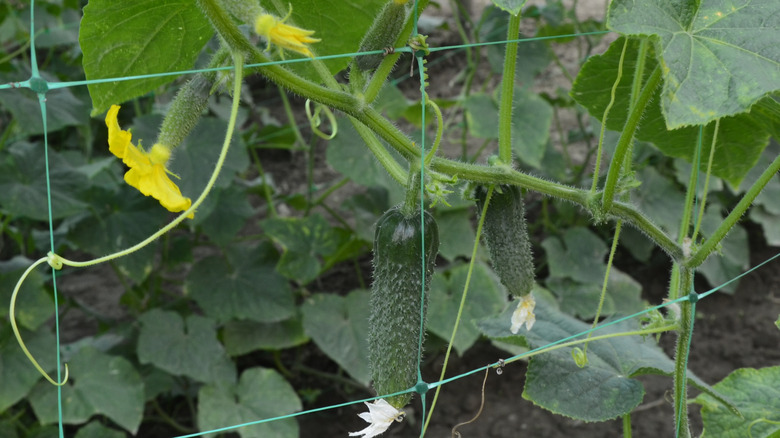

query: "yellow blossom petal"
(105, 105), (193, 218)
(254, 12), (320, 58)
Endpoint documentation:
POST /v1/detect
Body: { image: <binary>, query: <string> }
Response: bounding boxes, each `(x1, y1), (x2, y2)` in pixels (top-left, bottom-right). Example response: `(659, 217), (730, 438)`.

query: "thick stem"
(673, 267), (695, 438)
(687, 152), (780, 268)
(498, 12), (521, 164)
(349, 117), (408, 185)
(623, 414), (632, 438)
(601, 66), (661, 212)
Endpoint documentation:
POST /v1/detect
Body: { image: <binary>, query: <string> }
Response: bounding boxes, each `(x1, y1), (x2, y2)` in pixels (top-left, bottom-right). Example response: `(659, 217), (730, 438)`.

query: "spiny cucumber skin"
(475, 185), (535, 297)
(356, 1), (408, 72)
(369, 207), (438, 409)
(157, 75), (210, 148)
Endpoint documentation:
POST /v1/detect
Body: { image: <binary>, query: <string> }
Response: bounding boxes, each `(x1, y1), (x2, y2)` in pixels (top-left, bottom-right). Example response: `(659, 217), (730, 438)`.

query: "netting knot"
(28, 76), (49, 94)
(687, 291), (700, 304)
(414, 381), (430, 395)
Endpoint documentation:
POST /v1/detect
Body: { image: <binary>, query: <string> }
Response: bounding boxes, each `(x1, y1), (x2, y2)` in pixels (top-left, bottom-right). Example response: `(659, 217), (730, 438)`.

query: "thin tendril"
(9, 257), (69, 386)
(50, 54), (245, 269)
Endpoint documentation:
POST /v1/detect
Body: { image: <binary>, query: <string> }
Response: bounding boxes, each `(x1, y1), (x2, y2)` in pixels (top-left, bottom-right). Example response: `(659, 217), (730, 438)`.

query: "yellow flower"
(106, 105), (193, 218)
(254, 7), (320, 58)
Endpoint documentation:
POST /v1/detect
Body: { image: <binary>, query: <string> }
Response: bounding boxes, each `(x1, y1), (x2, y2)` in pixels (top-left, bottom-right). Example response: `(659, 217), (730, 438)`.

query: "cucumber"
(475, 185), (535, 297)
(356, 0), (409, 72)
(368, 206), (438, 408)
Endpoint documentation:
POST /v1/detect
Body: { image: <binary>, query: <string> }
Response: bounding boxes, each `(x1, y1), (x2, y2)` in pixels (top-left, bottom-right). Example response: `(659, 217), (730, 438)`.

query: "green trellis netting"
(2, 1), (779, 437)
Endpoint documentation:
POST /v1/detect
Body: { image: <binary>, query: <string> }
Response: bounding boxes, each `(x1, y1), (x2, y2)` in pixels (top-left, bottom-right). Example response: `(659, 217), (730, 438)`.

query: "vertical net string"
(27, 1), (66, 437)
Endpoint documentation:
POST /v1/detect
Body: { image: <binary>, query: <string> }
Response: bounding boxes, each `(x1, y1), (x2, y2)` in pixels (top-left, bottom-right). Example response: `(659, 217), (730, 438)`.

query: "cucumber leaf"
(301, 290), (371, 385)
(694, 366), (780, 438)
(28, 347), (144, 434)
(571, 36), (771, 188)
(607, 0), (780, 129)
(479, 297), (738, 421)
(198, 367), (301, 438)
(80, 0), (213, 113)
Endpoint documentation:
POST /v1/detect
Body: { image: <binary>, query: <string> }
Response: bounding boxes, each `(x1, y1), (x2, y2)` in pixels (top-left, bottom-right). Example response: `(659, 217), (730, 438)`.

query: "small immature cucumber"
(475, 185), (535, 297)
(356, 0), (410, 72)
(368, 206), (438, 409)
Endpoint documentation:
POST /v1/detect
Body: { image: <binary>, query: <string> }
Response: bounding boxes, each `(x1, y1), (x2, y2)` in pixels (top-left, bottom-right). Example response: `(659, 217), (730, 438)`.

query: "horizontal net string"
(0, 30), (613, 92)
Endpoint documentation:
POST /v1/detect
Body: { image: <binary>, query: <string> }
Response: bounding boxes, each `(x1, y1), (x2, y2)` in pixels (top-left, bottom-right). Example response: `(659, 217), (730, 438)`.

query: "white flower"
(349, 399), (404, 438)
(510, 293), (536, 334)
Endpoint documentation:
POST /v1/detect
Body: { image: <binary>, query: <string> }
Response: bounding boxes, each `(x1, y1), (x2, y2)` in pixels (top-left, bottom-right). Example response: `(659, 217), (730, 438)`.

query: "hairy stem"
(498, 12), (521, 164)
(601, 66), (661, 212)
(688, 151), (780, 268)
(673, 267), (695, 438)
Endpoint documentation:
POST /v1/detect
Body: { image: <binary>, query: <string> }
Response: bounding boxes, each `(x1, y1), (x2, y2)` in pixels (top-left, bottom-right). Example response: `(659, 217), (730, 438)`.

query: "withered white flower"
(510, 293), (536, 334)
(349, 399), (404, 438)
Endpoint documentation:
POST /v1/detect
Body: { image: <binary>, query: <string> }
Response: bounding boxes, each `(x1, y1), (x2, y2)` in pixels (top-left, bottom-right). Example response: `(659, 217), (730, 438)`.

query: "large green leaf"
(223, 317), (308, 356)
(428, 263), (507, 356)
(80, 0), (213, 113)
(546, 268), (645, 320)
(435, 205), (479, 262)
(462, 88), (552, 168)
(0, 326), (56, 413)
(326, 118), (405, 200)
(0, 142), (87, 220)
(0, 69), (89, 135)
(262, 214), (340, 285)
(196, 186), (254, 246)
(541, 226), (608, 285)
(69, 185), (168, 283)
(28, 347), (144, 434)
(698, 203), (749, 294)
(631, 166), (687, 237)
(571, 36), (771, 188)
(198, 367), (301, 438)
(301, 290), (371, 385)
(342, 187), (391, 243)
(512, 87), (553, 168)
(184, 242), (294, 323)
(137, 309), (236, 384)
(608, 0), (780, 129)
(73, 421), (126, 438)
(695, 366), (780, 438)
(258, 0), (390, 81)
(479, 298), (736, 421)
(167, 117), (249, 198)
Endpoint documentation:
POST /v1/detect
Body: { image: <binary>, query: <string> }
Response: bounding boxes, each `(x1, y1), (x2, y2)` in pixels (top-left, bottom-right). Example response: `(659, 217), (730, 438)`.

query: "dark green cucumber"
(475, 185), (535, 297)
(356, 0), (409, 72)
(368, 206), (438, 409)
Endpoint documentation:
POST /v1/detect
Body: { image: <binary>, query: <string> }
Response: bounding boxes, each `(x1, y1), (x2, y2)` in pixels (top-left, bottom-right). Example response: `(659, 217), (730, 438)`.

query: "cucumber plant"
(2, 0), (778, 437)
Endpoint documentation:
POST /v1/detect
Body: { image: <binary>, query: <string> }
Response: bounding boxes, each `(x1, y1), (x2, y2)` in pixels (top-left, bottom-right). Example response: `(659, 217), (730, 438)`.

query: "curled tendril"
(572, 347), (588, 368)
(423, 93), (442, 167)
(9, 256), (69, 386)
(305, 99), (338, 140)
(747, 418), (780, 437)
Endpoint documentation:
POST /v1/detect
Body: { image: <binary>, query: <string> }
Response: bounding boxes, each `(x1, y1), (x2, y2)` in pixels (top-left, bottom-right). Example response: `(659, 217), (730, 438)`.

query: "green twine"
(7, 3), (780, 438)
